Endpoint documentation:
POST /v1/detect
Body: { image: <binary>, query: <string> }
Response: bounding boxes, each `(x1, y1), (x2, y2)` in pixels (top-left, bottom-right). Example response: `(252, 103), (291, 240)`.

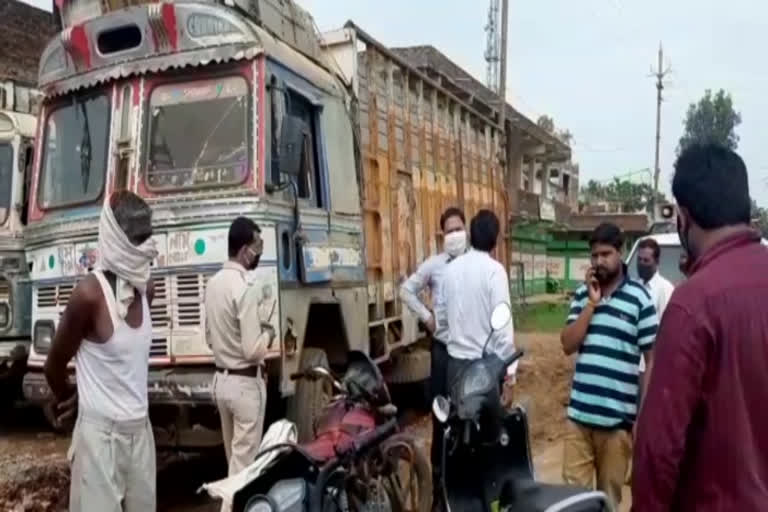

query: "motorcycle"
(226, 350), (431, 512)
(432, 302), (612, 512)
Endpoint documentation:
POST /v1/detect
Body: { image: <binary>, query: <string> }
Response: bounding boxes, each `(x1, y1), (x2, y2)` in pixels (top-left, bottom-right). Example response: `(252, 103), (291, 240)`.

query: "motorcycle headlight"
(268, 478), (306, 509)
(460, 362), (493, 397)
(33, 320), (55, 355)
(0, 303), (9, 328)
(244, 496), (274, 512)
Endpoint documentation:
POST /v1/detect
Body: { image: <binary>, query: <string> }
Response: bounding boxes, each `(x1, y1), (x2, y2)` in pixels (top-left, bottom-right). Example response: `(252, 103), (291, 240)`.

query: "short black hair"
(110, 190), (152, 245)
(673, 143), (751, 229)
(228, 217), (261, 258)
(589, 223), (624, 250)
(440, 207), (465, 231)
(469, 209), (500, 252)
(637, 238), (661, 262)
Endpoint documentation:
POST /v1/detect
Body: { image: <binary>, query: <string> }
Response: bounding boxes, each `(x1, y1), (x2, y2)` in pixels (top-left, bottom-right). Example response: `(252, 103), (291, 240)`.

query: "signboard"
(569, 257), (591, 282)
(547, 256), (566, 280)
(539, 197), (556, 222)
(533, 254), (547, 279)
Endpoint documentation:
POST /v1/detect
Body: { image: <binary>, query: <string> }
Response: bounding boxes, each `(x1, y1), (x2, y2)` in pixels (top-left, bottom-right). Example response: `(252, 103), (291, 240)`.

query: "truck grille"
(36, 282), (78, 310)
(34, 271), (215, 358)
(0, 278), (9, 302)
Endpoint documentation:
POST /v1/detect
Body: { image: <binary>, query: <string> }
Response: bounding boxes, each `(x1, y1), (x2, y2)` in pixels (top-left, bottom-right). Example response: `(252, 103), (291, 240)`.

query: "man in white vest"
(45, 191), (158, 512)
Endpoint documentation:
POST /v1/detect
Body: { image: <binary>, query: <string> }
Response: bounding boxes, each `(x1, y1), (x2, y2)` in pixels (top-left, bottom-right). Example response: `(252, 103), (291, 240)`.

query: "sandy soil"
(0, 332), (631, 511)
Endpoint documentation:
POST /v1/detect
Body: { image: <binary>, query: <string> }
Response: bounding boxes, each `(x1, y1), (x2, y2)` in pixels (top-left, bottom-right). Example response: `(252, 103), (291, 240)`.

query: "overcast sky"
(20, 0), (768, 204)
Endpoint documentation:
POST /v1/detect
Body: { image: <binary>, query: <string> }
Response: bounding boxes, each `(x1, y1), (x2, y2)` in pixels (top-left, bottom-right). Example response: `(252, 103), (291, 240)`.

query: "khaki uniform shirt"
(205, 261), (272, 370)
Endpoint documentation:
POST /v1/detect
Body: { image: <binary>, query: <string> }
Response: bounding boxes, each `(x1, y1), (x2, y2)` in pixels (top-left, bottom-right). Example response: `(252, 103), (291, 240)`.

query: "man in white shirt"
(443, 210), (517, 400)
(206, 217), (275, 478)
(635, 238), (674, 383)
(399, 207), (466, 495)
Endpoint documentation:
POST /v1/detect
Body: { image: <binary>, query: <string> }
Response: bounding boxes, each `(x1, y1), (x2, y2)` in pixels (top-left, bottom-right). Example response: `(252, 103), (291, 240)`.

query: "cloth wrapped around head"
(95, 192), (158, 319)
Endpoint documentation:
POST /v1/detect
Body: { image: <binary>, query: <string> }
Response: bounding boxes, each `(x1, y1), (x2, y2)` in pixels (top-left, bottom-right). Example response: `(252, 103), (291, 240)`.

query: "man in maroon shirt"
(632, 143), (768, 511)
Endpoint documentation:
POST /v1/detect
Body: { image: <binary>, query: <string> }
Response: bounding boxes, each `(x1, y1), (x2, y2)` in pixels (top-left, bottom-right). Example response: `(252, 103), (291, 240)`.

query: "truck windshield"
(39, 94), (110, 209)
(0, 143), (12, 224)
(146, 76), (249, 190)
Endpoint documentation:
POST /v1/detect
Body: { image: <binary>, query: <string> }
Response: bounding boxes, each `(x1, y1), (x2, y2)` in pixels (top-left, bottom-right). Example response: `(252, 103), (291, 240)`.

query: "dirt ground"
(0, 332), (631, 511)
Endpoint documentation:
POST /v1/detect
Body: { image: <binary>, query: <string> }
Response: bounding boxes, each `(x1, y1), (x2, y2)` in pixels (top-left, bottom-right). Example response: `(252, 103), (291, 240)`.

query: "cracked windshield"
(147, 76), (248, 190)
(40, 94), (109, 208)
(0, 143), (12, 223)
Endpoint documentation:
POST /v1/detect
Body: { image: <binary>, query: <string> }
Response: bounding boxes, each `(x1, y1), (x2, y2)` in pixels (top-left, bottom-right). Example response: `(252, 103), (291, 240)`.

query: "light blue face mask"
(444, 230), (467, 257)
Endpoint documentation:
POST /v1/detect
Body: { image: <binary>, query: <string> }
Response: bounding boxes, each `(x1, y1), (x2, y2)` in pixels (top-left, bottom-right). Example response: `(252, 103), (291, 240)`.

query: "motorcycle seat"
(500, 478), (608, 512)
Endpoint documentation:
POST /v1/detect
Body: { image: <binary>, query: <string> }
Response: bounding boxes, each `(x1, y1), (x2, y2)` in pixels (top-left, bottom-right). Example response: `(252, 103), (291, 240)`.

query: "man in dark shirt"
(632, 143), (768, 511)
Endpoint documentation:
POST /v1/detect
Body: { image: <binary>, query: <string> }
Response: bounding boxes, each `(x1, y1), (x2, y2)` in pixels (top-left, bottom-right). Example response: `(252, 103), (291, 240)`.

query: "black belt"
(216, 365), (264, 378)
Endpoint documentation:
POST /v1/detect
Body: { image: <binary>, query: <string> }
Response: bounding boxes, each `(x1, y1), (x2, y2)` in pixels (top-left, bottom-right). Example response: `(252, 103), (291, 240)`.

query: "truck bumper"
(23, 367), (216, 406)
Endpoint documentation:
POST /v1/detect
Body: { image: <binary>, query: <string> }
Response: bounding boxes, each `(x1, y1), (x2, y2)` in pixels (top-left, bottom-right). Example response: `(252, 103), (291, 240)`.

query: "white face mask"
(444, 230), (467, 257)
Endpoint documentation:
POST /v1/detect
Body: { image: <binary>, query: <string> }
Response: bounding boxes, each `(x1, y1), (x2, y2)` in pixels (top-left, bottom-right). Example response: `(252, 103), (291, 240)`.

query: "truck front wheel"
(286, 348), (331, 443)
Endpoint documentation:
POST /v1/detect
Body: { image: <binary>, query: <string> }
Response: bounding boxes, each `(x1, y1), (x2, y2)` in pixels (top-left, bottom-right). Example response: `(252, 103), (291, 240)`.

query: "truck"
(0, 81), (39, 406)
(22, 0), (512, 446)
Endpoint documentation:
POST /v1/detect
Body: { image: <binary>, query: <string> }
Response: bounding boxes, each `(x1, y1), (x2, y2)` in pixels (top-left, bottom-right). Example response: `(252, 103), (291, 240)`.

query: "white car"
(626, 232), (768, 286)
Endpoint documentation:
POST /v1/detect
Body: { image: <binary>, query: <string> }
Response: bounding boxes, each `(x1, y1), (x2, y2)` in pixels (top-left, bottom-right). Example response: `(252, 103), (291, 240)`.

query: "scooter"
(218, 350), (431, 512)
(432, 303), (612, 512)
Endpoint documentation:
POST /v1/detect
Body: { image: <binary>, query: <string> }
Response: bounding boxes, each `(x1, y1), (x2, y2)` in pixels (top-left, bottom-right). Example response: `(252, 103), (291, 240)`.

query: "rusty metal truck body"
(22, 0), (509, 446)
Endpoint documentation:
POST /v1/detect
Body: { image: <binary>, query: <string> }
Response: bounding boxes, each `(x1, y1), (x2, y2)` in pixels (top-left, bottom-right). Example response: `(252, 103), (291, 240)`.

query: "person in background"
(399, 206), (466, 499)
(632, 143), (768, 511)
(634, 238), (674, 395)
(206, 217), (274, 478)
(442, 209), (517, 402)
(559, 222), (657, 509)
(45, 191), (158, 512)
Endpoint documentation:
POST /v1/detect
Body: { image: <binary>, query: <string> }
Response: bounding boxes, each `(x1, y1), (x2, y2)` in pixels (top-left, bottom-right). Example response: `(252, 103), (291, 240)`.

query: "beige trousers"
(562, 420), (632, 509)
(213, 371), (267, 476)
(68, 412), (156, 512)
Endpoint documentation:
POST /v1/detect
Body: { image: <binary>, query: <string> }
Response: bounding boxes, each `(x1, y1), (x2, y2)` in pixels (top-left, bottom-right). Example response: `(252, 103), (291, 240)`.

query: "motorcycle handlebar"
(353, 418), (398, 455)
(503, 349), (525, 369)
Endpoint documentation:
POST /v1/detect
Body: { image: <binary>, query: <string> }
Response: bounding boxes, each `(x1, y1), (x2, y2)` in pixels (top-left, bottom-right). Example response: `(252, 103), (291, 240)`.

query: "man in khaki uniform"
(206, 216), (275, 476)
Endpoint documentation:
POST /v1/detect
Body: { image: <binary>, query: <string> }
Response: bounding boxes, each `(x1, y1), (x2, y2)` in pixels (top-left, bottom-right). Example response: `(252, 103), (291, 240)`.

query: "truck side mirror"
(278, 114), (307, 177)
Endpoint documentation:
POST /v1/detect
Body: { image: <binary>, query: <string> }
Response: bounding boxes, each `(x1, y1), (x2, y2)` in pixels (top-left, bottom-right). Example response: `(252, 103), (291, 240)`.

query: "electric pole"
(498, 0), (509, 131)
(651, 42), (671, 220)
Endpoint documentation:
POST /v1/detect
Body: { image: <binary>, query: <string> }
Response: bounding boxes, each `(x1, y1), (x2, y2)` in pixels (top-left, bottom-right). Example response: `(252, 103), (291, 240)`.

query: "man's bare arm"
(561, 303), (595, 355)
(44, 277), (96, 402)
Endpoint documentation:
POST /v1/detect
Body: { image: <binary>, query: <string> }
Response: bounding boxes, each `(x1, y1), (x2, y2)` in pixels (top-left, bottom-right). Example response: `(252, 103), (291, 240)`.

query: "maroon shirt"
(632, 230), (768, 511)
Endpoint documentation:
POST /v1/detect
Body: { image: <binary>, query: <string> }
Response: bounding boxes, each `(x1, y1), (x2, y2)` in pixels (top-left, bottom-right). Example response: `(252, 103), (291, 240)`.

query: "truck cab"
(0, 86), (38, 402)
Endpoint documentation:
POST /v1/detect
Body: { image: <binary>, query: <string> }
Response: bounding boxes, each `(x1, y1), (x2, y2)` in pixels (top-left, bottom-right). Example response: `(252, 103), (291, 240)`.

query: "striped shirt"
(566, 274), (658, 429)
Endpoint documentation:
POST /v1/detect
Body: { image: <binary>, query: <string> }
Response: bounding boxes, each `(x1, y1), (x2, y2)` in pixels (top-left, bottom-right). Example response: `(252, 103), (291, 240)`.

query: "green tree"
(751, 200), (768, 238)
(678, 89), (742, 153)
(537, 115), (555, 133)
(581, 178), (668, 214)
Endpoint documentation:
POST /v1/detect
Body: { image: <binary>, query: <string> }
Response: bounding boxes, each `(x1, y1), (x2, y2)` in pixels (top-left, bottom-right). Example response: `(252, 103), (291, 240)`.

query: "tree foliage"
(537, 115), (555, 133)
(581, 178), (668, 214)
(751, 200), (768, 238)
(678, 89), (741, 153)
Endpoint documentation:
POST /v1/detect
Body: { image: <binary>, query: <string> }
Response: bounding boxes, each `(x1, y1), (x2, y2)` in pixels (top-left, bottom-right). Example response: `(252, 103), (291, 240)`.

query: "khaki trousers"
(68, 412), (156, 512)
(562, 420), (632, 509)
(213, 371), (267, 476)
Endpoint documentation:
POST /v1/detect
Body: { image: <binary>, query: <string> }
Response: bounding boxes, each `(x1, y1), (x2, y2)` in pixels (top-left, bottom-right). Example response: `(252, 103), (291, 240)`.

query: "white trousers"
(213, 371), (267, 476)
(68, 411), (156, 512)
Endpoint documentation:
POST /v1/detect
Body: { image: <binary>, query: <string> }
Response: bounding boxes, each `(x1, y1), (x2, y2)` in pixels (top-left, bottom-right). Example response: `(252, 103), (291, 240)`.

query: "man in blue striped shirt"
(560, 222), (658, 508)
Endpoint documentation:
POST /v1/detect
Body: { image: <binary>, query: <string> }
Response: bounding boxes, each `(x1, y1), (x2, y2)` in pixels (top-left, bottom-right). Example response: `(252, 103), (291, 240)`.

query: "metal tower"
(484, 0), (501, 93)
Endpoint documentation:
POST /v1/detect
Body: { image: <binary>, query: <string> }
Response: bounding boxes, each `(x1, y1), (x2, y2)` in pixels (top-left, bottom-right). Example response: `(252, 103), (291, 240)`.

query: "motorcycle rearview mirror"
(490, 302), (512, 332)
(432, 395), (450, 424)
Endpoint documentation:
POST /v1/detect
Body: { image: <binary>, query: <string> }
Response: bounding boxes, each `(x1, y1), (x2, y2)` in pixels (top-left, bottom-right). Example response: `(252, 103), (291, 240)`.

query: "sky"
(20, 0), (768, 204)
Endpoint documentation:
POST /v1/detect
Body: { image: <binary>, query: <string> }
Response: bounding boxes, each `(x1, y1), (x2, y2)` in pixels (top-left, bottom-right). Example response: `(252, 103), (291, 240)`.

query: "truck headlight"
(33, 320), (55, 354)
(0, 303), (9, 328)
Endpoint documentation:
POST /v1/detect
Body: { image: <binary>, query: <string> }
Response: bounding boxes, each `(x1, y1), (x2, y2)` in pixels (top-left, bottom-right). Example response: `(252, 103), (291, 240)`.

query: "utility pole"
(498, 0), (509, 132)
(651, 43), (671, 220)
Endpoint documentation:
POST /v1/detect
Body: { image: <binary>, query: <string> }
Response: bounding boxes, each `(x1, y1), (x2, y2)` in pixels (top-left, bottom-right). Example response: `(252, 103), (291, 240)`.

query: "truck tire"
(384, 348), (431, 384)
(286, 348), (331, 443)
